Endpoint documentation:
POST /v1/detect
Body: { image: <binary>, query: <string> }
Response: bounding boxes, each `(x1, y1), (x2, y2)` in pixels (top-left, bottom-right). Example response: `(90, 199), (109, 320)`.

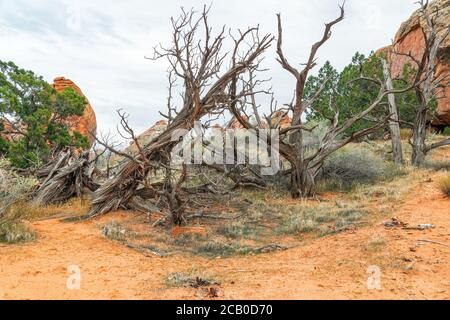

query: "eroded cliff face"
(380, 0), (449, 127)
(52, 77), (97, 146)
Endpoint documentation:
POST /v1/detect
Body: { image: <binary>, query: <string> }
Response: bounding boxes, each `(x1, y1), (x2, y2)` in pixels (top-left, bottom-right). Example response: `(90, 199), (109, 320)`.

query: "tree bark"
(411, 106), (428, 167)
(382, 59), (404, 166)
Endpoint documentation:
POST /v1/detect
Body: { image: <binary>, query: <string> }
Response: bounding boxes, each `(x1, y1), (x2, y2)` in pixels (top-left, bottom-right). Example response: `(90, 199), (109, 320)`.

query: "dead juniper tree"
(399, 0), (450, 166)
(87, 6), (273, 222)
(381, 56), (404, 166)
(32, 148), (99, 205)
(229, 4), (415, 198)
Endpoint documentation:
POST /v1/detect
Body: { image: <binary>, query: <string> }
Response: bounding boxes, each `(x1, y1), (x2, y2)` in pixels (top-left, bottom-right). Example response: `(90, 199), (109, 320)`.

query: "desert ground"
(1, 145), (449, 300)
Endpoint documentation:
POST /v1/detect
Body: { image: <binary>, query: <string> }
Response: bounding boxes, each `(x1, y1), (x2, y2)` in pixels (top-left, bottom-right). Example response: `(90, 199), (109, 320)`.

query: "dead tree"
(229, 4), (415, 198)
(32, 148), (99, 205)
(381, 57), (404, 166)
(404, 1), (450, 166)
(86, 7), (273, 220)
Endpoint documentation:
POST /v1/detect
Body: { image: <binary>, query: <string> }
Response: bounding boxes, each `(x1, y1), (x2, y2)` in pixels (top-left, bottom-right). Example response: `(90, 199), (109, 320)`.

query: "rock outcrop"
(126, 120), (168, 155)
(52, 77), (97, 146)
(378, 0), (449, 127)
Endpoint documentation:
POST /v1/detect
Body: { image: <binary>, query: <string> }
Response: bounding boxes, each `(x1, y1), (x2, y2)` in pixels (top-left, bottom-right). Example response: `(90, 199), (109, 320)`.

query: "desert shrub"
(0, 220), (36, 243)
(320, 147), (401, 189)
(276, 204), (368, 236)
(0, 159), (38, 217)
(173, 232), (204, 245)
(216, 221), (256, 239)
(337, 209), (367, 221)
(166, 268), (218, 288)
(423, 159), (450, 171)
(102, 221), (128, 240)
(194, 240), (253, 257)
(443, 127), (450, 135)
(279, 212), (320, 235)
(438, 173), (450, 197)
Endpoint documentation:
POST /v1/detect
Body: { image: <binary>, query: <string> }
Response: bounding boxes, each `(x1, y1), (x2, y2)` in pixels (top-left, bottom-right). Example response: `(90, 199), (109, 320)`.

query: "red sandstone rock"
(377, 0), (449, 126)
(270, 110), (292, 129)
(52, 77), (97, 146)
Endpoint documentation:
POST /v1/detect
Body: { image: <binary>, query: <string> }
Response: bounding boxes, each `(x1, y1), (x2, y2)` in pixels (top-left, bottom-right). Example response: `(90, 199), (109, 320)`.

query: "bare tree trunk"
(382, 58), (404, 166)
(411, 106), (428, 166)
(290, 161), (316, 198)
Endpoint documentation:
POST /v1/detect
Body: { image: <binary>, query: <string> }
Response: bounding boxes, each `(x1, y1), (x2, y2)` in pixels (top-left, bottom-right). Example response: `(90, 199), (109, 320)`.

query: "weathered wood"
(33, 150), (99, 205)
(87, 9), (273, 219)
(382, 58), (404, 166)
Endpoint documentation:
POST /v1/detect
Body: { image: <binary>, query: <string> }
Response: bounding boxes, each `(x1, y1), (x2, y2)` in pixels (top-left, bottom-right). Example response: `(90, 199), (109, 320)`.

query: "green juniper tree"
(304, 52), (417, 139)
(0, 60), (89, 168)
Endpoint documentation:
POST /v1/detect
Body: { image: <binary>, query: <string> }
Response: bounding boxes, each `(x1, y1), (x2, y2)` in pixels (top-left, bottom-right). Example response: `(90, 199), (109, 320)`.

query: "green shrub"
(276, 204), (368, 236)
(443, 127), (450, 136)
(320, 147), (401, 189)
(423, 160), (450, 171)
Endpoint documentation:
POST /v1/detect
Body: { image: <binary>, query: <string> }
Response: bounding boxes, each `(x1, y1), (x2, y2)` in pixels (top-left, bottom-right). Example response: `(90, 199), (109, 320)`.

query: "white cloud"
(0, 0), (415, 137)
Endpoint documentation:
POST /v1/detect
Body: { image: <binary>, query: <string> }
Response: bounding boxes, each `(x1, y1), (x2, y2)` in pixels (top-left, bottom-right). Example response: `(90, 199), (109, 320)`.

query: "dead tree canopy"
(229, 4), (415, 198)
(87, 7), (273, 219)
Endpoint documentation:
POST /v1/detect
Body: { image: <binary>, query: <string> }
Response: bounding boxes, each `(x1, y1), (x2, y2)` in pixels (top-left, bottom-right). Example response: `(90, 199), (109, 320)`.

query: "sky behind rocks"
(0, 0), (415, 137)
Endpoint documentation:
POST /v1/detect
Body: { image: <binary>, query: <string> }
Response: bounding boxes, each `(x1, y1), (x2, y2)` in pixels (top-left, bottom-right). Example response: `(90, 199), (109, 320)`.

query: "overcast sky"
(0, 0), (416, 137)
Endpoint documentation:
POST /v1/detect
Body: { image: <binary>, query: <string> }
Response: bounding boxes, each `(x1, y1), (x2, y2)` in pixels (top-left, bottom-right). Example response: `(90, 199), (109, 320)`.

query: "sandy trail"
(0, 176), (449, 300)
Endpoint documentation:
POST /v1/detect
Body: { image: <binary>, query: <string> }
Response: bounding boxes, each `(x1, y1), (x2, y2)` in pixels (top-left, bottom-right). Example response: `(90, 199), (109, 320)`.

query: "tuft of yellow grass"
(400, 128), (413, 141)
(6, 197), (91, 221)
(438, 173), (450, 197)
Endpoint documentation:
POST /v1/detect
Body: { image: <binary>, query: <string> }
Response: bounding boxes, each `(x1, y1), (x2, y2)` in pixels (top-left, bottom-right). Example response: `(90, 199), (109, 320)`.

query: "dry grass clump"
(102, 221), (128, 241)
(216, 221), (257, 240)
(6, 198), (91, 222)
(0, 158), (38, 217)
(438, 172), (450, 197)
(400, 128), (413, 140)
(193, 240), (254, 257)
(365, 235), (387, 252)
(0, 220), (36, 244)
(275, 204), (368, 236)
(166, 268), (219, 288)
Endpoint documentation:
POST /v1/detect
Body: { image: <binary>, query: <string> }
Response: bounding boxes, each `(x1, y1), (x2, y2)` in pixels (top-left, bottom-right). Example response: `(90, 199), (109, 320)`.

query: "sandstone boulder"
(52, 77), (97, 146)
(126, 120), (168, 155)
(378, 0), (449, 127)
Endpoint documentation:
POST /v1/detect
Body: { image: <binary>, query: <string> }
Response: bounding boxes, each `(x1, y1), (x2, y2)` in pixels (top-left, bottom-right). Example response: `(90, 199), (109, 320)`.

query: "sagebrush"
(0, 159), (38, 217)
